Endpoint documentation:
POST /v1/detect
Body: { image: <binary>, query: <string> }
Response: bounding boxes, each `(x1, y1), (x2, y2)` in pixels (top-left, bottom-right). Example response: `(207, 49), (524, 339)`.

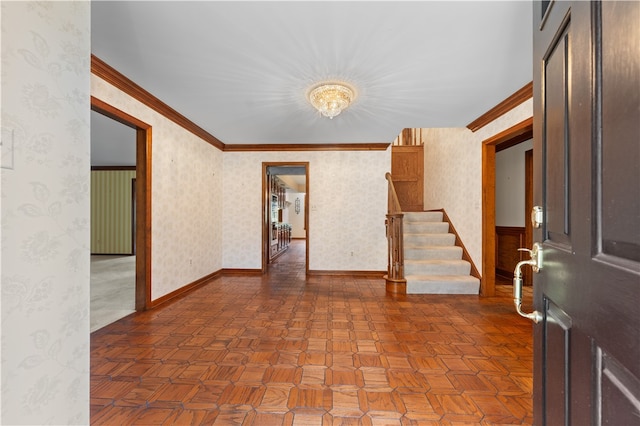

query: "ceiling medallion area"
(307, 82), (356, 119)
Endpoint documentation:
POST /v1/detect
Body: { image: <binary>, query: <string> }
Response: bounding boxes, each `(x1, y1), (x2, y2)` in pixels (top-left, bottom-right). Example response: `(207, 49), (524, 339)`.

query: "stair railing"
(385, 173), (406, 292)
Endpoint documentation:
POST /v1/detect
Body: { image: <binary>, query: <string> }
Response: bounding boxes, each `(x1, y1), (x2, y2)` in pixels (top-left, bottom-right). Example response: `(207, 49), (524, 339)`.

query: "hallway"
(90, 240), (533, 425)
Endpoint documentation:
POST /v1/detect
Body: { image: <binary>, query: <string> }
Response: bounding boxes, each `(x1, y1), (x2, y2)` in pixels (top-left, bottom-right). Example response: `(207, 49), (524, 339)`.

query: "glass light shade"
(308, 83), (354, 119)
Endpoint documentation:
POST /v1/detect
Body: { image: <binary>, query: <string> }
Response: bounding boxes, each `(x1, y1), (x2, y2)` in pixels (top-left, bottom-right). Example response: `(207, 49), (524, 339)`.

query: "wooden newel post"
(384, 173), (406, 294)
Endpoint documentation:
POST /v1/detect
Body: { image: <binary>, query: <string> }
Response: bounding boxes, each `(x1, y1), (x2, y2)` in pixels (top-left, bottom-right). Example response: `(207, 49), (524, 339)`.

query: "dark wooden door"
(524, 149), (533, 287)
(532, 1), (640, 424)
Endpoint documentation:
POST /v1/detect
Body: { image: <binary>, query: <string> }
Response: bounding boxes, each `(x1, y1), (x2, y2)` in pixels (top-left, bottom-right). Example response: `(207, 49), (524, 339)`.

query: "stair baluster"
(385, 173), (407, 294)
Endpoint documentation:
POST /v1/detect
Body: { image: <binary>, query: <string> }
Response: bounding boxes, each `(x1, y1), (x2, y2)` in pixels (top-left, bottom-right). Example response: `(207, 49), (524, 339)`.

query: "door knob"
(513, 242), (543, 323)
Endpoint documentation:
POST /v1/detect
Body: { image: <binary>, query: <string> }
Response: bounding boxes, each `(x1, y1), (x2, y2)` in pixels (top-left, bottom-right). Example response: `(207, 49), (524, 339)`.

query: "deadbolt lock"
(531, 206), (543, 229)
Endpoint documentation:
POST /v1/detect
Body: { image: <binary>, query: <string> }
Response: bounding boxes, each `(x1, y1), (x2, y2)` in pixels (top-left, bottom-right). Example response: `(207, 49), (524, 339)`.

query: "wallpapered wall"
(496, 138), (533, 227)
(223, 150), (390, 271)
(287, 192), (306, 238)
(1, 2), (90, 424)
(91, 76), (224, 301)
(423, 98), (534, 269)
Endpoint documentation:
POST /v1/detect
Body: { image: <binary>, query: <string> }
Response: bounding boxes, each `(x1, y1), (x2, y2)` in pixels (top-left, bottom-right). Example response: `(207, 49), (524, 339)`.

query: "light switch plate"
(1, 127), (14, 170)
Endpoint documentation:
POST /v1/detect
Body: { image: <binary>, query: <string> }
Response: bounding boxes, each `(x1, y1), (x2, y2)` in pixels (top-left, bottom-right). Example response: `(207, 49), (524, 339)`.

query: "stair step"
(397, 211), (477, 295)
(404, 222), (450, 234)
(406, 275), (480, 294)
(403, 211), (443, 223)
(404, 233), (456, 247)
(405, 259), (471, 276)
(404, 245), (463, 260)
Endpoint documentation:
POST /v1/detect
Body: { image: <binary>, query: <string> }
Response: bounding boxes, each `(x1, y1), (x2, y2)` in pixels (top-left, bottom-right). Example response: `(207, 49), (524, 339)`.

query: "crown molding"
(224, 143), (390, 152)
(466, 81), (533, 132)
(92, 55), (391, 153)
(91, 54), (226, 150)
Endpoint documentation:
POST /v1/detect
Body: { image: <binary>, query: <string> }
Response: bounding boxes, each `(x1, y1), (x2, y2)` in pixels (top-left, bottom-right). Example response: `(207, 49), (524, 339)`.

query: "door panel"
(599, 351), (640, 424)
(600, 1), (640, 263)
(543, 22), (571, 248)
(544, 300), (571, 425)
(391, 145), (424, 212)
(533, 1), (640, 424)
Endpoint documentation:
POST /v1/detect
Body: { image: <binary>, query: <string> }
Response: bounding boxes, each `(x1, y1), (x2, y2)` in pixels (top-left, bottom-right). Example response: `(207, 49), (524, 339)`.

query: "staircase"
(403, 211), (480, 294)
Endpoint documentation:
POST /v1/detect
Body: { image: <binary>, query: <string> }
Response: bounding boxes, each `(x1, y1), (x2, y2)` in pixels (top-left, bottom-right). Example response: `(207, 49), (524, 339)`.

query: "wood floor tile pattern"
(91, 241), (533, 425)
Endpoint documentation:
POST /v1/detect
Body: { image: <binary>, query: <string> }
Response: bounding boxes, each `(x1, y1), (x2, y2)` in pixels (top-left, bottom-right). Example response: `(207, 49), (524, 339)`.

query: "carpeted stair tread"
(404, 222), (450, 233)
(403, 211), (443, 222)
(404, 233), (456, 246)
(401, 211), (478, 295)
(405, 275), (480, 294)
(405, 259), (471, 275)
(404, 245), (463, 260)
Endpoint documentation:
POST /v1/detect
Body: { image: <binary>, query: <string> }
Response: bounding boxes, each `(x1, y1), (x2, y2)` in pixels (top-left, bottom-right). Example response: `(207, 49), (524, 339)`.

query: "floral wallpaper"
(223, 150), (390, 271)
(91, 77), (223, 301)
(423, 98), (533, 270)
(1, 2), (91, 424)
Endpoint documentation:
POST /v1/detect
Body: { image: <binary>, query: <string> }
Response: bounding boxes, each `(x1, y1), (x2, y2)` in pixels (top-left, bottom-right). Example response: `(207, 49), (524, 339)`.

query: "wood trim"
(149, 268), (386, 308)
(131, 178), (136, 255)
(482, 117), (533, 297)
(137, 126), (152, 310)
(147, 270), (222, 308)
(91, 165), (136, 171)
(149, 267), (293, 310)
(221, 269), (263, 276)
(435, 209), (482, 281)
(402, 128), (413, 145)
(467, 82), (533, 132)
(384, 277), (407, 295)
(93, 56), (391, 153)
(391, 144), (424, 212)
(484, 117), (533, 146)
(90, 253), (137, 257)
(262, 163), (269, 273)
(495, 226), (526, 234)
(91, 97), (152, 312)
(305, 166), (309, 273)
(91, 96), (149, 130)
(307, 270), (386, 278)
(262, 162), (310, 275)
(495, 226), (526, 278)
(225, 143), (390, 152)
(91, 54), (226, 150)
(495, 131), (532, 152)
(481, 144), (496, 297)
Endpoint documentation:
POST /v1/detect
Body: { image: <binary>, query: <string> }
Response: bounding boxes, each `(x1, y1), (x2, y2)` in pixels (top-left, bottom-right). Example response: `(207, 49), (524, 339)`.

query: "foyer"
(90, 240), (533, 425)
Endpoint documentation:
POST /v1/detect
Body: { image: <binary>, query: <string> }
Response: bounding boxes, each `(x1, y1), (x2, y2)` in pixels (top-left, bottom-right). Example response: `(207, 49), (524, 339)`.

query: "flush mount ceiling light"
(308, 82), (355, 119)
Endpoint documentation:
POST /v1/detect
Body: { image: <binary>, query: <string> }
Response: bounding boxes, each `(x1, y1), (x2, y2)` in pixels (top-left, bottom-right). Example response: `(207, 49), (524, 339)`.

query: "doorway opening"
(481, 117), (533, 296)
(90, 97), (151, 331)
(494, 140), (534, 286)
(262, 162), (309, 274)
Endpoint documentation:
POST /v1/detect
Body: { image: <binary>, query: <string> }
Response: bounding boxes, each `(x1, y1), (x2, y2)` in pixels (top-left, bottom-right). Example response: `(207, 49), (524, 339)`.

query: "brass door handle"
(513, 242), (543, 323)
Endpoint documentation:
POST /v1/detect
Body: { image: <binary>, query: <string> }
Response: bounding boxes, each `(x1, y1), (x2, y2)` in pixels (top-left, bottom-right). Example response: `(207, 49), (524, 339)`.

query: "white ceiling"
(91, 110), (137, 166)
(91, 1), (533, 147)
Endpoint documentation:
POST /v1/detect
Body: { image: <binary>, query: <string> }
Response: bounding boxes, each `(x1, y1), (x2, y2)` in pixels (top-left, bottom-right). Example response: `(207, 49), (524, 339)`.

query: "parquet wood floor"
(91, 240), (533, 425)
